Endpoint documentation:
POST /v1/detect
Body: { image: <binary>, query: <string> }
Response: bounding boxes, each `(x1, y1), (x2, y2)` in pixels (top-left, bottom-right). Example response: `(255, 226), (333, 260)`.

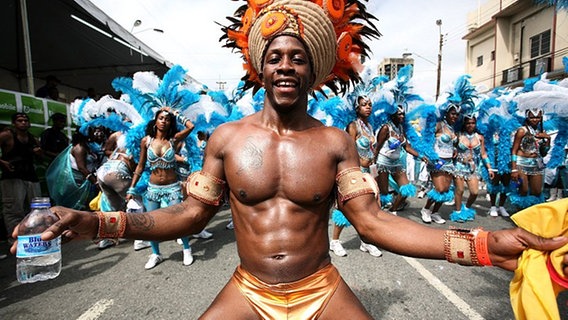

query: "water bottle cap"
(31, 197), (51, 208)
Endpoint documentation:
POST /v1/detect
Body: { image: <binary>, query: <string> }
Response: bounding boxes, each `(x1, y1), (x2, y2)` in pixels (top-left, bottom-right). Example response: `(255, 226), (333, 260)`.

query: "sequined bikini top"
(147, 138), (176, 171)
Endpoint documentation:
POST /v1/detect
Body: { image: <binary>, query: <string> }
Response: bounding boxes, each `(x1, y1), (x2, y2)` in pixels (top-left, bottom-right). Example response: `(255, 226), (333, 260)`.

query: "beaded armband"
(336, 167), (378, 204)
(186, 171), (226, 206)
(95, 211), (127, 241)
(443, 227), (492, 266)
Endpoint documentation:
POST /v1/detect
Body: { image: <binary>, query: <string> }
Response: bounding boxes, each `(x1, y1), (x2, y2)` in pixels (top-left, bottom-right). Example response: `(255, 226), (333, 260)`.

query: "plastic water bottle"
(16, 197), (61, 283)
(434, 159), (446, 170)
(388, 139), (401, 150)
(511, 178), (523, 190)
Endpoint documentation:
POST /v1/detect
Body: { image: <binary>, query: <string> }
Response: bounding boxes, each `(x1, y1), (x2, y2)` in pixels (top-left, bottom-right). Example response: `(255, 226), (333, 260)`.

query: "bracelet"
(86, 173), (95, 180)
(474, 229), (492, 266)
(176, 113), (189, 125)
(94, 211), (127, 241)
(511, 155), (518, 162)
(126, 187), (137, 195)
(511, 169), (518, 173)
(443, 227), (489, 266)
(482, 157), (490, 165)
(133, 171), (142, 177)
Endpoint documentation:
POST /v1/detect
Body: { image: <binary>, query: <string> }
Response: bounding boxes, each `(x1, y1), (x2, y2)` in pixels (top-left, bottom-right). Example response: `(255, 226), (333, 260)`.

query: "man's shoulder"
(0, 128), (13, 139)
(40, 128), (54, 136)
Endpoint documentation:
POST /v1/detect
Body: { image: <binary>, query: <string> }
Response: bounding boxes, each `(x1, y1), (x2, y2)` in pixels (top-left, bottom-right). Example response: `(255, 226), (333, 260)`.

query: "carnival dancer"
(509, 108), (550, 208)
(96, 130), (143, 250)
(126, 107), (195, 269)
(372, 65), (422, 215)
(374, 104), (424, 215)
(419, 75), (479, 224)
(450, 115), (494, 222)
(13, 1), (568, 319)
(477, 91), (519, 217)
(418, 105), (458, 224)
(46, 121), (105, 211)
(330, 95), (383, 258)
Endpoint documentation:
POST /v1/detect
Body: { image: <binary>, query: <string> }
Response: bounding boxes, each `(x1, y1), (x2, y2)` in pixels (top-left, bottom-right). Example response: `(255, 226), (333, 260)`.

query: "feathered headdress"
(533, 0), (568, 9)
(438, 74), (478, 119)
(346, 64), (388, 110)
(69, 95), (143, 136)
(309, 91), (352, 129)
(512, 77), (568, 168)
(220, 0), (381, 96)
(111, 64), (200, 120)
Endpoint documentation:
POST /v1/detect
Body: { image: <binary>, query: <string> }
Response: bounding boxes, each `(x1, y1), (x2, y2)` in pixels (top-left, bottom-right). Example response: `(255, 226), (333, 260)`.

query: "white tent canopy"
(2, 0), (177, 97)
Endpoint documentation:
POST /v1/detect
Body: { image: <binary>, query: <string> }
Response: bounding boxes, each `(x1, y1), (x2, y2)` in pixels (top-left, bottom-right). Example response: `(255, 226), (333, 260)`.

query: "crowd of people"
(3, 0), (568, 317)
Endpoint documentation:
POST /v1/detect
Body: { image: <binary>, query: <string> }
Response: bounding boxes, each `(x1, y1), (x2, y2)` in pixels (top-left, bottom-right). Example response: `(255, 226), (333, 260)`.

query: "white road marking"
(403, 257), (485, 320)
(76, 299), (114, 320)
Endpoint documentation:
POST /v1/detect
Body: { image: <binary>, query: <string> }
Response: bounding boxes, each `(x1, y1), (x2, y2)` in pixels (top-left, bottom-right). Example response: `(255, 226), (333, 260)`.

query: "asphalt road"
(0, 195), (566, 320)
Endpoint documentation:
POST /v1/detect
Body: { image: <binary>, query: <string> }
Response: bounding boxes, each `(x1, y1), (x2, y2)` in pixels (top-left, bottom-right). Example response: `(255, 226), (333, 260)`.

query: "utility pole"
(216, 81), (226, 91)
(435, 19), (443, 101)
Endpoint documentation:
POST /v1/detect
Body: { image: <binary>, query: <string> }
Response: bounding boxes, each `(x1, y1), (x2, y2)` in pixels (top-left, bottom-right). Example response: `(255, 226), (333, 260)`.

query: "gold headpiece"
(221, 0), (380, 95)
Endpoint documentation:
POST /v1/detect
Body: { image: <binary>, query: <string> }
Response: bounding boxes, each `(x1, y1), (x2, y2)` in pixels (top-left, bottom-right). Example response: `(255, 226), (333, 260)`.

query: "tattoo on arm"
(128, 213), (155, 232)
(162, 203), (185, 215)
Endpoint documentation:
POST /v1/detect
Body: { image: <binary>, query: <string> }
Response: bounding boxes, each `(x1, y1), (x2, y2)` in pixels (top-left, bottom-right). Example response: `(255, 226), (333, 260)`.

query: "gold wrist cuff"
(444, 227), (483, 266)
(95, 211), (127, 240)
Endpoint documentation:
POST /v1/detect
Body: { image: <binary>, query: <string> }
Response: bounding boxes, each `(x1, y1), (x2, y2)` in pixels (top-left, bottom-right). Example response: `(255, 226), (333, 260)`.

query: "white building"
(378, 55), (415, 81)
(464, 0), (568, 91)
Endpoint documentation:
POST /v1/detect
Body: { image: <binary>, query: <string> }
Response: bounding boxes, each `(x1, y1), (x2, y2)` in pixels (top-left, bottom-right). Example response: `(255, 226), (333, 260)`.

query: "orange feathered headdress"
(220, 0), (381, 95)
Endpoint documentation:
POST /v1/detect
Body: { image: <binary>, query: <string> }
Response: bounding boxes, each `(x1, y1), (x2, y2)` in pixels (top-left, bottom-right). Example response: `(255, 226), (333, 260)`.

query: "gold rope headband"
(221, 0), (381, 95)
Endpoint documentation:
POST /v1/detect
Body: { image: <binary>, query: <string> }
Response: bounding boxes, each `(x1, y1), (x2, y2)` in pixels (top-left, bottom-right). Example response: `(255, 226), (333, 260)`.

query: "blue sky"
(91, 0), (479, 99)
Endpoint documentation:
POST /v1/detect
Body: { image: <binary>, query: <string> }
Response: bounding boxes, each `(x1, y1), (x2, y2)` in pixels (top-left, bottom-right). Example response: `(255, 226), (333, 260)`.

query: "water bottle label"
(16, 234), (61, 258)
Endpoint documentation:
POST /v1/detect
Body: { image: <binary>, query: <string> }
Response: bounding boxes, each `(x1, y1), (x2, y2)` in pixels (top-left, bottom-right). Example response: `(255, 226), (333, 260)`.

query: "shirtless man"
(11, 1), (568, 318)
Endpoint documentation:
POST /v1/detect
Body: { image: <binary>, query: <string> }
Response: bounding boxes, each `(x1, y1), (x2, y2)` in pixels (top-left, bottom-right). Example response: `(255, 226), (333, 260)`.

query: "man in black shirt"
(40, 112), (69, 161)
(0, 113), (43, 238)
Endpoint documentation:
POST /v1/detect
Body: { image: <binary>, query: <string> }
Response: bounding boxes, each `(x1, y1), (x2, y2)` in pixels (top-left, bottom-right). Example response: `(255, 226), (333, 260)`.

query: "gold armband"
(336, 167), (378, 204)
(444, 227), (490, 266)
(186, 171), (226, 206)
(95, 211), (127, 240)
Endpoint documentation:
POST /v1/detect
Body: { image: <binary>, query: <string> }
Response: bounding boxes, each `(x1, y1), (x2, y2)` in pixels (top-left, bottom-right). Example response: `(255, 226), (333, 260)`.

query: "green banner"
(46, 100), (68, 125)
(21, 95), (46, 126)
(28, 126), (44, 138)
(0, 91), (18, 123)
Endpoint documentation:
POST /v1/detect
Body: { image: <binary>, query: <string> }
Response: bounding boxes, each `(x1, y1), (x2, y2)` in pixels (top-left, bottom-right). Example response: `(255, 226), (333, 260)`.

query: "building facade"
(378, 55), (415, 81)
(464, 0), (568, 91)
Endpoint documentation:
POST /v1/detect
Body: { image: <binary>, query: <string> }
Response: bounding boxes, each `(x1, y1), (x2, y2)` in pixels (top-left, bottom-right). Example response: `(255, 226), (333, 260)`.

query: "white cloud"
(91, 0), (479, 98)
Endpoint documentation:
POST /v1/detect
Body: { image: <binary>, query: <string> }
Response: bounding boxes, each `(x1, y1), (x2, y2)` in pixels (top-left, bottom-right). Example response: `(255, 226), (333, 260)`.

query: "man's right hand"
(10, 206), (99, 254)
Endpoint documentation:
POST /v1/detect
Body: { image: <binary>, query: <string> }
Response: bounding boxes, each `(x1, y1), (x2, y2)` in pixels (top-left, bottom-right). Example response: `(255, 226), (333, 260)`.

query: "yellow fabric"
(510, 198), (568, 320)
(89, 191), (102, 211)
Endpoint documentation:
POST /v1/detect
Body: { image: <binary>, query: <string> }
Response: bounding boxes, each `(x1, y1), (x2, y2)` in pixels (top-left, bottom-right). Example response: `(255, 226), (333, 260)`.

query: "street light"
(402, 51), (437, 66)
(130, 19), (142, 33)
(130, 20), (164, 35)
(435, 19), (443, 100)
(134, 28), (164, 34)
(128, 19), (164, 58)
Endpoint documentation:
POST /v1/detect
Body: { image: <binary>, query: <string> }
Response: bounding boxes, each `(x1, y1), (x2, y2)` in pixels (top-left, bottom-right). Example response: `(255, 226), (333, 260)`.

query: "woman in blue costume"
(510, 108), (550, 208)
(374, 104), (421, 215)
(329, 95), (383, 258)
(450, 115), (494, 222)
(47, 125), (105, 211)
(419, 105), (459, 224)
(126, 107), (195, 269)
(476, 92), (517, 218)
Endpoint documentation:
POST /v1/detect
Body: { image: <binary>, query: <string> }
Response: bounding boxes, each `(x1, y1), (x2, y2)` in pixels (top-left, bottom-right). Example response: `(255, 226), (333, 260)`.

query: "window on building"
(477, 55), (483, 67)
(530, 30), (551, 58)
(491, 51), (495, 61)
